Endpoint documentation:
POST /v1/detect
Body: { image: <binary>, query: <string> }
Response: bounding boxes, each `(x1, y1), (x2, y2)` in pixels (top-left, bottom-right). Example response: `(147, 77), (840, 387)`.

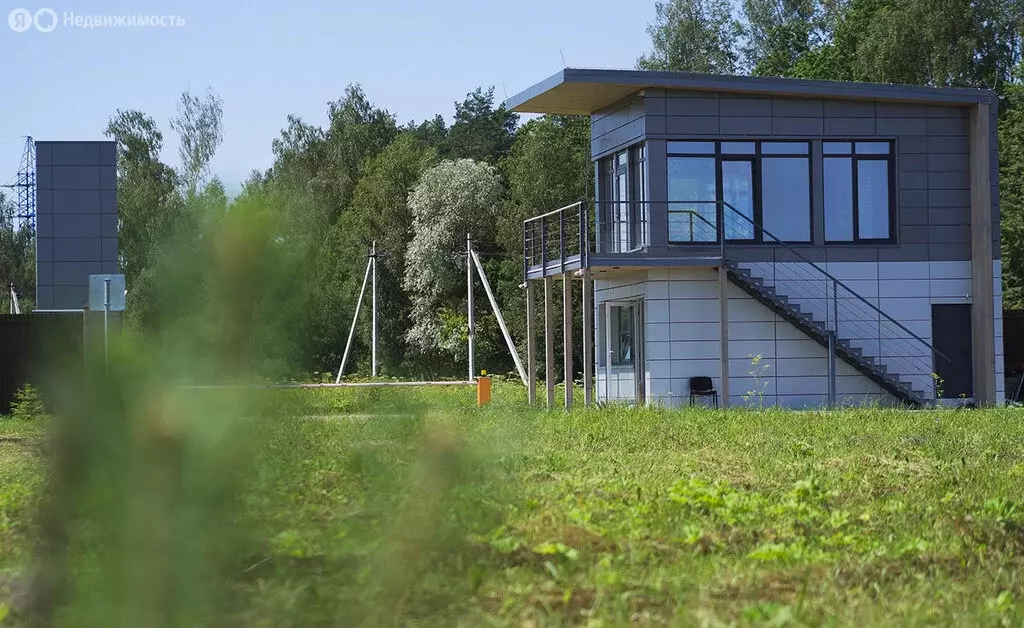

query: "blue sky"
(0, 0), (657, 196)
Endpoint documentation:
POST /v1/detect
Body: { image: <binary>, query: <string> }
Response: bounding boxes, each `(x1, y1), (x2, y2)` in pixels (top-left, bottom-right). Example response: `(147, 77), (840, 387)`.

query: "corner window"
(824, 141), (895, 242)
(667, 140), (811, 244)
(598, 143), (648, 253)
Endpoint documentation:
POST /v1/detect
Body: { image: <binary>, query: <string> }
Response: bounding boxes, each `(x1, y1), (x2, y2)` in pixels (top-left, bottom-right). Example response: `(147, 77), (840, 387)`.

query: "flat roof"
(505, 68), (995, 115)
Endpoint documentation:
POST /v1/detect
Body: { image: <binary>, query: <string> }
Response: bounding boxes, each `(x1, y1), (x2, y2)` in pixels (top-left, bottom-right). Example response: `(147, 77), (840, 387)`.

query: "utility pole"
(467, 233), (475, 382)
(371, 241), (378, 378)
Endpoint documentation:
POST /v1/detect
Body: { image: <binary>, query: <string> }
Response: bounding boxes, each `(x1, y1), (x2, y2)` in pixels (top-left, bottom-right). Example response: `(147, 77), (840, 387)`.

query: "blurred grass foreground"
(0, 198), (1023, 626)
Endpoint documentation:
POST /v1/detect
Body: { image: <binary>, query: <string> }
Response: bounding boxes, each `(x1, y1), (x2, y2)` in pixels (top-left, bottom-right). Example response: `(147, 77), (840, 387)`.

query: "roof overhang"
(505, 68), (995, 115)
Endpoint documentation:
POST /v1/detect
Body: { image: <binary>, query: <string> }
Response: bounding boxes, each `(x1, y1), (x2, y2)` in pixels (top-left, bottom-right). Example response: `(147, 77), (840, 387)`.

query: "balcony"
(523, 200), (731, 281)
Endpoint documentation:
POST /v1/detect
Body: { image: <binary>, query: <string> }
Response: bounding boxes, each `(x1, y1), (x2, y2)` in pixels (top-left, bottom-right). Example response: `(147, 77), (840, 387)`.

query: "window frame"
(719, 156), (758, 242)
(823, 139), (897, 244)
(612, 149), (630, 252)
(597, 142), (649, 252)
(630, 143), (649, 248)
(666, 139), (813, 245)
(667, 154), (719, 243)
(609, 303), (635, 367)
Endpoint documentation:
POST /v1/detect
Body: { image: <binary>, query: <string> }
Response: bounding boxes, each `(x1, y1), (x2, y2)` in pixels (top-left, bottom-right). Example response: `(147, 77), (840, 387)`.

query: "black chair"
(689, 376), (719, 408)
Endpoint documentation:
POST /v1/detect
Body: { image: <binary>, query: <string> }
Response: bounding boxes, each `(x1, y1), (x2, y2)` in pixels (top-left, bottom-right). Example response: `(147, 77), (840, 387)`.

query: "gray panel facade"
(598, 88), (997, 263)
(35, 141), (118, 310)
(591, 95), (645, 159)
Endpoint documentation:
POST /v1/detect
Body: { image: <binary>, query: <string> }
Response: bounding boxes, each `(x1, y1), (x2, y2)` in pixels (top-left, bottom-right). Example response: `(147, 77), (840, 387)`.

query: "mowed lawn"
(2, 383), (1024, 626)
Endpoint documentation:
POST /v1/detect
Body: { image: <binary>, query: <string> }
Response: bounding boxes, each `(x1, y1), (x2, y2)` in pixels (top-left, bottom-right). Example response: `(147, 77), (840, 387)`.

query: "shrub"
(10, 383), (47, 421)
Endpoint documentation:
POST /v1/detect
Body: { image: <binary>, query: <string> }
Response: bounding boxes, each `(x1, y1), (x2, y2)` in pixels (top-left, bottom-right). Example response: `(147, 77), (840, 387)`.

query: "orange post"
(477, 370), (492, 406)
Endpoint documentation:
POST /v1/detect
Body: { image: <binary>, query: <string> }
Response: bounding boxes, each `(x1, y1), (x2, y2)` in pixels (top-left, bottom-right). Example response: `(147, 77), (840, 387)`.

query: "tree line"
(92, 85), (592, 380)
(0, 0), (1020, 380)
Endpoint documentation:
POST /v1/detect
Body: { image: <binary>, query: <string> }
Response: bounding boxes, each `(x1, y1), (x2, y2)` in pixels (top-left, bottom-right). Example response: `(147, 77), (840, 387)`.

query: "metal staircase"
(523, 200), (943, 408)
(724, 261), (926, 406)
(704, 201), (939, 408)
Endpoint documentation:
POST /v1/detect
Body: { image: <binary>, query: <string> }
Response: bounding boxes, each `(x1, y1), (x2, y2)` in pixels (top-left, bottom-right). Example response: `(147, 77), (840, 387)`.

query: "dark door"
(932, 304), (973, 398)
(633, 301), (645, 405)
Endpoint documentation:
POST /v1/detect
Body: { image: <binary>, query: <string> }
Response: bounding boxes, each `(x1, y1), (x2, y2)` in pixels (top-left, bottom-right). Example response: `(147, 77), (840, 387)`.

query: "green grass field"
(2, 383), (1024, 626)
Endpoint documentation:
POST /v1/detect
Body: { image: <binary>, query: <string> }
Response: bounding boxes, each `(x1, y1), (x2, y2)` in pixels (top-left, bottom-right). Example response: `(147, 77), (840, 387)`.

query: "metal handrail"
(669, 204), (943, 402)
(523, 201), (584, 224)
(712, 200), (944, 361)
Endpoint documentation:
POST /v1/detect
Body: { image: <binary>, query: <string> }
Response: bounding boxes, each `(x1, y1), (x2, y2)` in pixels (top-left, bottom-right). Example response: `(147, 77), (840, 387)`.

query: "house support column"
(563, 274), (574, 409)
(526, 280), (537, 405)
(719, 265), (730, 407)
(970, 102), (996, 406)
(582, 270), (594, 407)
(544, 276), (556, 409)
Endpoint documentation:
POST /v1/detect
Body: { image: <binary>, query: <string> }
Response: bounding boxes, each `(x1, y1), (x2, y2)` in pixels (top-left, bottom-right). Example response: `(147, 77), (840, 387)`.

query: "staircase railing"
(670, 200), (942, 404)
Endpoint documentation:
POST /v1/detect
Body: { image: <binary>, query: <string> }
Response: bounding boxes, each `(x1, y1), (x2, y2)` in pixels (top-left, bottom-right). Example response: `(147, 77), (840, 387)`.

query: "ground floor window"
(610, 305), (635, 366)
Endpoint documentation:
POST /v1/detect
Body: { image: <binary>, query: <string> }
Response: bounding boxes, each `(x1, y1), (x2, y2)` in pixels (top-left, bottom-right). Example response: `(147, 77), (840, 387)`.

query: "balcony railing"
(593, 200), (650, 254)
(522, 200), (727, 273)
(522, 202), (588, 279)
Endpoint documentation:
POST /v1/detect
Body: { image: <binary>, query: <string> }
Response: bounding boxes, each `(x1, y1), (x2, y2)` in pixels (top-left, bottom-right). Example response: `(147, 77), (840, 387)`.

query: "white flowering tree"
(404, 159), (504, 358)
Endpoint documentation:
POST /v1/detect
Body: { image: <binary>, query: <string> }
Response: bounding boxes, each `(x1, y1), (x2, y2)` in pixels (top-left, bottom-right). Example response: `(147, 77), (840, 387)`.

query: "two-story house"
(510, 69), (1002, 409)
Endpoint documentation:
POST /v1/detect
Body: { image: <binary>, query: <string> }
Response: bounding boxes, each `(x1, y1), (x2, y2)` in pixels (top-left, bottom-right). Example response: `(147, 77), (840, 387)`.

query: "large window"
(668, 152), (717, 242)
(824, 141), (895, 242)
(667, 140), (811, 244)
